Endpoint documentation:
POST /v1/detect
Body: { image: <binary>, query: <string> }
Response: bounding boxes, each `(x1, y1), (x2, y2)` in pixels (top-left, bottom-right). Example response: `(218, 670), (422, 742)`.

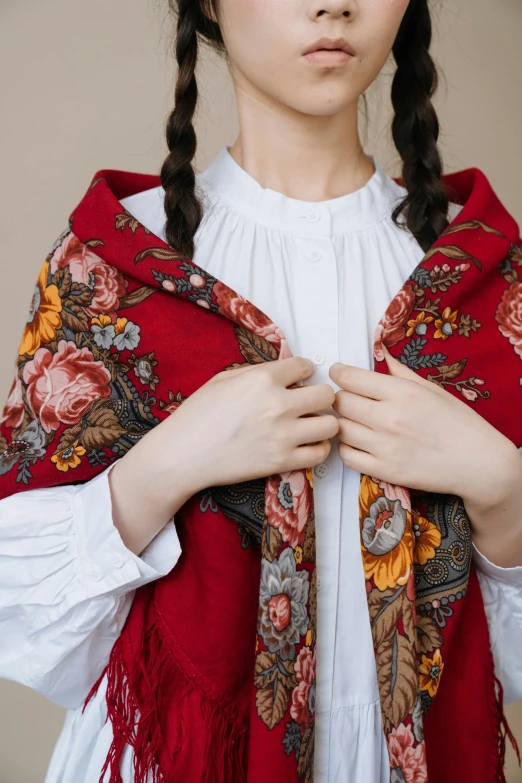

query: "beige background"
(1, 0), (521, 780)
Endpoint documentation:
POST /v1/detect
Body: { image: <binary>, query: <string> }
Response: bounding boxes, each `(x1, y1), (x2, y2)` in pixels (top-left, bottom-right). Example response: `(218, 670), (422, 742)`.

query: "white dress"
(1, 146), (522, 783)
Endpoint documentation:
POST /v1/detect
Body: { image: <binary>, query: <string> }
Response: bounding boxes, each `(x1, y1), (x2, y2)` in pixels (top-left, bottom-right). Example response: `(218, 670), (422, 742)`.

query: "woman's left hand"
(328, 345), (520, 511)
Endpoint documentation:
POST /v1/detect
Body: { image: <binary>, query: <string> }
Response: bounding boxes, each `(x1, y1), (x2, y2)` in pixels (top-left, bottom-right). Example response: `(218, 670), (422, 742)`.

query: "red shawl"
(1, 164), (521, 782)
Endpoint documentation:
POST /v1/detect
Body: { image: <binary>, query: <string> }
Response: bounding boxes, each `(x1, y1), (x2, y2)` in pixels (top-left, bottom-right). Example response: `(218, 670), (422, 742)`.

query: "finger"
(287, 382), (336, 417)
(337, 440), (377, 474)
(382, 346), (447, 395)
(337, 416), (378, 455)
(329, 362), (401, 400)
(272, 356), (316, 388)
(289, 438), (332, 469)
(291, 413), (340, 447)
(333, 389), (379, 429)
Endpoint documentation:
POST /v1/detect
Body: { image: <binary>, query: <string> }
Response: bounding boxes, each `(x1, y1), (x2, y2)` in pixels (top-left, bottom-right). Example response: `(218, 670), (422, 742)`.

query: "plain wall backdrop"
(1, 1), (521, 781)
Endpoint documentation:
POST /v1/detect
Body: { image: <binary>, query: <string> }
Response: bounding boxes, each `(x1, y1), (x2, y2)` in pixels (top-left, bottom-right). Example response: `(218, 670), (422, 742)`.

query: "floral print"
(419, 649), (444, 698)
(259, 547), (309, 661)
(50, 232), (127, 316)
(360, 475), (441, 591)
(265, 471), (313, 549)
(19, 261), (62, 357)
(23, 341), (111, 433)
(388, 723), (428, 783)
(495, 280), (522, 357)
(290, 645), (316, 726)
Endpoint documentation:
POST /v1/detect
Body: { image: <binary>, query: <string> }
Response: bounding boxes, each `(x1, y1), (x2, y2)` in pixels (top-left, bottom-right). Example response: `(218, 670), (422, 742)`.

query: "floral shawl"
(0, 164), (521, 783)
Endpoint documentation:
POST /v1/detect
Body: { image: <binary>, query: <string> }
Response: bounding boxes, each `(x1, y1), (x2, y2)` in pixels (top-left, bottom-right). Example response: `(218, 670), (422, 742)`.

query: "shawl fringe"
(82, 600), (249, 783)
(493, 673), (521, 782)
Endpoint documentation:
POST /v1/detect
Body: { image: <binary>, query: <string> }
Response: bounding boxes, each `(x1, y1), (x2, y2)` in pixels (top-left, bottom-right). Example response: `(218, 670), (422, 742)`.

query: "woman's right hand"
(171, 356), (339, 489)
(108, 357), (339, 555)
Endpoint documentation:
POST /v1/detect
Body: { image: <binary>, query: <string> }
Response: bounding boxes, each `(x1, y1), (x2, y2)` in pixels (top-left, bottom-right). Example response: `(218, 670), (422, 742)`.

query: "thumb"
(381, 344), (435, 390)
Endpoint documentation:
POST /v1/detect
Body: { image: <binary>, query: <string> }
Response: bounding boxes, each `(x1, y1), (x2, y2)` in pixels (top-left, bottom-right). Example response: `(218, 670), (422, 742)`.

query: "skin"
(110, 0), (522, 568)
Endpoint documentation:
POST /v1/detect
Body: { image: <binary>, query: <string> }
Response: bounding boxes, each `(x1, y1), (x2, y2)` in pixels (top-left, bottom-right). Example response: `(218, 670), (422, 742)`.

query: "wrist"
(462, 443), (522, 568)
(109, 422), (202, 556)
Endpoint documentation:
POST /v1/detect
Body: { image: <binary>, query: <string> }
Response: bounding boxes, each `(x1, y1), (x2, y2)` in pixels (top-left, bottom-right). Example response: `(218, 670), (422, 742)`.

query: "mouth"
(302, 37), (356, 66)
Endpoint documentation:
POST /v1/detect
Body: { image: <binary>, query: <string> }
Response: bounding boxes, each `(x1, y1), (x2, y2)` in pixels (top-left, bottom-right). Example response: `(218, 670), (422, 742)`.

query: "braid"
(161, 1), (223, 259)
(391, 0), (449, 253)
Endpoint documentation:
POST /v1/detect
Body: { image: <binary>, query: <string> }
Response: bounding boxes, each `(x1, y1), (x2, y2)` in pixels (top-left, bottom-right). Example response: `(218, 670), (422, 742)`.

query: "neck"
(228, 96), (375, 202)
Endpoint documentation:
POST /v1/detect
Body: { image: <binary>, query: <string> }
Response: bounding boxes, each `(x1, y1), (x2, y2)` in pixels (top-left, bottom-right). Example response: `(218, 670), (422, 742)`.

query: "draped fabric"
(0, 163), (521, 782)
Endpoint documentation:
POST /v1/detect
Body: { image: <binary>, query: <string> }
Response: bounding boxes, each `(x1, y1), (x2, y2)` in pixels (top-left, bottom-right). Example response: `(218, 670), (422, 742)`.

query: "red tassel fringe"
(82, 599), (249, 783)
(493, 672), (521, 782)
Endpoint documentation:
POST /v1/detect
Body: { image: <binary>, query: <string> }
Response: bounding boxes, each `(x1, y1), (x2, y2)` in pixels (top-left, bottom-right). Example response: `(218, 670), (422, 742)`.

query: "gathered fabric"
(0, 161), (521, 782)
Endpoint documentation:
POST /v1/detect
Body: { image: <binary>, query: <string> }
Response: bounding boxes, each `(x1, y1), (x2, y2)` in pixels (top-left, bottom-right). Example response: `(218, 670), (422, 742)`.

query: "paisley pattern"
(0, 166), (521, 782)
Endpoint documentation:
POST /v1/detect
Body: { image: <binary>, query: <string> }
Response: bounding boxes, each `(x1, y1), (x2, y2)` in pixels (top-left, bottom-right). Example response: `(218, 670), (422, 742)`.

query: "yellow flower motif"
(419, 648), (444, 698)
(406, 311), (434, 338)
(115, 316), (128, 335)
(19, 262), (62, 356)
(306, 466), (313, 488)
(51, 442), (86, 472)
(294, 545), (303, 565)
(255, 635), (260, 654)
(433, 306), (458, 340)
(91, 313), (113, 329)
(360, 476), (441, 591)
(305, 629), (313, 647)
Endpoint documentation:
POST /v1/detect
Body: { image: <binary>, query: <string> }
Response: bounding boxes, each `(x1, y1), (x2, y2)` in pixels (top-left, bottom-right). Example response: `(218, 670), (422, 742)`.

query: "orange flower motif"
(294, 545), (304, 565)
(360, 476), (441, 591)
(115, 316), (128, 334)
(19, 262), (62, 356)
(419, 648), (444, 698)
(51, 441), (87, 472)
(433, 307), (458, 340)
(91, 313), (113, 329)
(406, 311), (434, 338)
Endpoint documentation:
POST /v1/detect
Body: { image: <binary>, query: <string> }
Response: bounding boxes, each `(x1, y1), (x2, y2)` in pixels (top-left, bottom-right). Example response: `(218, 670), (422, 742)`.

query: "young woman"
(1, 1), (522, 782)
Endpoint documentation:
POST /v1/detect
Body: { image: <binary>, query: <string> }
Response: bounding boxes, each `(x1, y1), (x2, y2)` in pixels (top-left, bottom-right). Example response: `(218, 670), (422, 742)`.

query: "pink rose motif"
(23, 340), (111, 433)
(265, 470), (313, 548)
(214, 282), (285, 347)
(290, 645), (317, 726)
(462, 388), (478, 402)
(374, 284), (416, 362)
(495, 282), (522, 358)
(50, 233), (127, 316)
(268, 594), (292, 631)
(0, 373), (25, 429)
(387, 724), (428, 783)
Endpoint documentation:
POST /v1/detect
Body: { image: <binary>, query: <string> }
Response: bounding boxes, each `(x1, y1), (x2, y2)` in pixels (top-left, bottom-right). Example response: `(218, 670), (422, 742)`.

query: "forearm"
(108, 418), (202, 556)
(463, 445), (522, 569)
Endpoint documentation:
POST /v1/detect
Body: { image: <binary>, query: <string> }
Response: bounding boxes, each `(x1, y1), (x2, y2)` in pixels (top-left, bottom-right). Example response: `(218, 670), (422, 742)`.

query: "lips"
(302, 37), (355, 57)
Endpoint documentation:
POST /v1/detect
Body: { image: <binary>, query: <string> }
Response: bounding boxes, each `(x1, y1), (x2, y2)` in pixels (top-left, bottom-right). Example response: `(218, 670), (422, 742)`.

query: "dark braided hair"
(163, 0), (448, 259)
(161, 1), (224, 258)
(390, 0), (449, 252)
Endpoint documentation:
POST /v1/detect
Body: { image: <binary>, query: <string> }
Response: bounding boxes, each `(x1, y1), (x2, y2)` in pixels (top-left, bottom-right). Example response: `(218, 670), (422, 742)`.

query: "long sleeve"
(0, 462), (182, 710)
(472, 542), (522, 704)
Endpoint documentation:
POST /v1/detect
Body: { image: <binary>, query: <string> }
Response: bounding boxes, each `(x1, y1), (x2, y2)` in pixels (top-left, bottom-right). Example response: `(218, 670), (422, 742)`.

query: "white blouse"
(1, 146), (522, 783)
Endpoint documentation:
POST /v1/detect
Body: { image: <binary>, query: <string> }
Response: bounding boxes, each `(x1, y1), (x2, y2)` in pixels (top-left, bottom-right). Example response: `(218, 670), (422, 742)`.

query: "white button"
(317, 575), (323, 591)
(311, 353), (325, 366)
(112, 553), (124, 568)
(91, 564), (103, 581)
(308, 211), (321, 223)
(309, 250), (322, 262)
(314, 462), (329, 478)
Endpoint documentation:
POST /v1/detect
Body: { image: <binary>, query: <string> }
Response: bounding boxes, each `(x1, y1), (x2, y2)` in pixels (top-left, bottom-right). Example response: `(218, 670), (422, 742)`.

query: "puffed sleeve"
(472, 542), (522, 704)
(0, 461), (182, 710)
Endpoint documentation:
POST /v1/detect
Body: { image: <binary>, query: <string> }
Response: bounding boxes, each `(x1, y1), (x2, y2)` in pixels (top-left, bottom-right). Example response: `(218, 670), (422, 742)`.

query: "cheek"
(219, 0), (286, 74)
(356, 0), (411, 80)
